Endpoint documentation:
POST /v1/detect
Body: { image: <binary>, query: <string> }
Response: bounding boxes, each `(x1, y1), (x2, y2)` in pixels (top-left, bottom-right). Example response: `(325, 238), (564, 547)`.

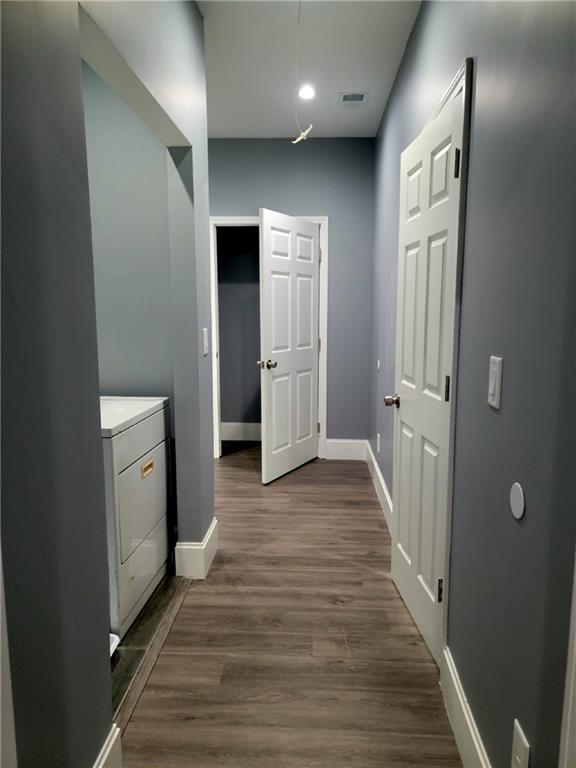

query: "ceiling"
(199, 1), (421, 139)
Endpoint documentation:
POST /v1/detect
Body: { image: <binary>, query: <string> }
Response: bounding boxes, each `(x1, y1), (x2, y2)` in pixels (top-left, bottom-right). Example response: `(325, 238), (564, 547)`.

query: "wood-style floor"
(123, 446), (461, 767)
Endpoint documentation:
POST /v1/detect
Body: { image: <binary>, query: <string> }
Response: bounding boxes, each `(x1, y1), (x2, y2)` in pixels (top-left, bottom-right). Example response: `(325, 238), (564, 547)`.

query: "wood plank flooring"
(122, 446), (461, 767)
(113, 576), (191, 732)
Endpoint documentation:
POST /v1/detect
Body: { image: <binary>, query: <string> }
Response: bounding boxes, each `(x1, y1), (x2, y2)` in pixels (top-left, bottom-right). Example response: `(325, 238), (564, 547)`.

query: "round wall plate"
(510, 482), (525, 521)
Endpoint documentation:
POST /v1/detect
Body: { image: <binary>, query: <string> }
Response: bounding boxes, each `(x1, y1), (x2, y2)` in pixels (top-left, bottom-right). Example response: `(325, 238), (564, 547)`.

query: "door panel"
(420, 438), (440, 596)
(296, 370), (313, 440)
(296, 275), (314, 349)
(270, 226), (290, 258)
(296, 233), (314, 262)
(260, 209), (319, 484)
(271, 271), (290, 352)
(391, 89), (466, 663)
(271, 373), (290, 453)
(401, 243), (420, 387)
(423, 233), (447, 398)
(406, 162), (423, 220)
(397, 422), (415, 561)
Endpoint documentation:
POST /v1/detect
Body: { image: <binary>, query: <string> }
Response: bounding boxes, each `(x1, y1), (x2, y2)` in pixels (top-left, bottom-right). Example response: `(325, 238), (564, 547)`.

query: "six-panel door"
(391, 92), (465, 663)
(260, 209), (319, 484)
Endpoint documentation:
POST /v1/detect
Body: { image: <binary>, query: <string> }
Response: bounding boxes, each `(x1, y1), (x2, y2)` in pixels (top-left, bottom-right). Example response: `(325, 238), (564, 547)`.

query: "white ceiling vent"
(337, 92), (369, 110)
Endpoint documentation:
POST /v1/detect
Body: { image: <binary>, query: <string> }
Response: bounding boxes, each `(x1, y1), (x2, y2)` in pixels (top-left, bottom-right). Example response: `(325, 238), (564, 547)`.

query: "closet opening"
(215, 226), (262, 456)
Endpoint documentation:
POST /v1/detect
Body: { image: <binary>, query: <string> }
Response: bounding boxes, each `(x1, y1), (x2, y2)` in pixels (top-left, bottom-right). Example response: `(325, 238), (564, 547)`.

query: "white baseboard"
(441, 648), (492, 768)
(175, 517), (218, 579)
(221, 422), (261, 441)
(365, 441), (393, 530)
(320, 439), (368, 461)
(93, 724), (122, 768)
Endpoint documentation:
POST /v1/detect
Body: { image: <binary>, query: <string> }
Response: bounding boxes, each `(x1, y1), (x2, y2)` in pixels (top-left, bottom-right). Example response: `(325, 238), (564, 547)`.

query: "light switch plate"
(377, 359), (381, 372)
(511, 719), (530, 768)
(488, 355), (503, 409)
(202, 328), (209, 357)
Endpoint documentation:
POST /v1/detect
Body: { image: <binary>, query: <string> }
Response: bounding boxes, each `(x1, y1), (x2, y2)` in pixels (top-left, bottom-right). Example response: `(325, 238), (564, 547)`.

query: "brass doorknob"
(384, 394), (400, 408)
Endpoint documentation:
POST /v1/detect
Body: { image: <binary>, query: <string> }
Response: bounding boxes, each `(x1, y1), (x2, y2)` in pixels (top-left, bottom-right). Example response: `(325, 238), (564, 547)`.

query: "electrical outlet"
(377, 433), (380, 453)
(511, 719), (529, 768)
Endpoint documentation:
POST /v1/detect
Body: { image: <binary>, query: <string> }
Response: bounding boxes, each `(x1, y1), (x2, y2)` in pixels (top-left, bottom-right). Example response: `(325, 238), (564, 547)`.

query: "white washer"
(100, 396), (170, 639)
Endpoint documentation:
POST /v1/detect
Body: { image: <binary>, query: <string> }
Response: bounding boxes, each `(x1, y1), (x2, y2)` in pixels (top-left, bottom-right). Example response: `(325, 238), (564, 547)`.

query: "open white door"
(388, 81), (467, 663)
(259, 208), (319, 484)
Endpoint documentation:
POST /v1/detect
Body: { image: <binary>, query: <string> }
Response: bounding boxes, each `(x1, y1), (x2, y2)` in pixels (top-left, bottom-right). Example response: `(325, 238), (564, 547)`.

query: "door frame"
(438, 58), (473, 648)
(209, 215), (329, 460)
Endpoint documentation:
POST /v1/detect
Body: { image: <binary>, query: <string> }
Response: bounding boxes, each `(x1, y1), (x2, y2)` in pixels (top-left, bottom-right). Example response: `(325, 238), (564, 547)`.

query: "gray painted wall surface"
(1, 2), (212, 765)
(0, 6), (17, 763)
(209, 138), (375, 440)
(83, 0), (213, 542)
(1, 3), (112, 766)
(82, 62), (173, 398)
(370, 3), (576, 765)
(217, 227), (260, 424)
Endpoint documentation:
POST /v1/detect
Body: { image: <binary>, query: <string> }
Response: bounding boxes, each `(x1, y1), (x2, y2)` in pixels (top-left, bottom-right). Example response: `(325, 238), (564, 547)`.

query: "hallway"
(122, 447), (460, 767)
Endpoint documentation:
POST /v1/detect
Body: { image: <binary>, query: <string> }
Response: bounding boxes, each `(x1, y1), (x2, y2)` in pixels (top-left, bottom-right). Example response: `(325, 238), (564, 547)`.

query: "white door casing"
(390, 84), (467, 663)
(209, 216), (260, 458)
(259, 208), (319, 484)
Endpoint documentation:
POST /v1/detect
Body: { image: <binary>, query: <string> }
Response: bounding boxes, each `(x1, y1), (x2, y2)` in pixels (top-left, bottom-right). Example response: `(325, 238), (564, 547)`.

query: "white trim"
(93, 724), (122, 768)
(441, 648), (492, 768)
(365, 441), (393, 530)
(560, 544), (576, 767)
(209, 215), (329, 466)
(210, 216), (260, 227)
(175, 517), (218, 580)
(321, 439), (367, 461)
(209, 221), (221, 458)
(220, 422), (261, 441)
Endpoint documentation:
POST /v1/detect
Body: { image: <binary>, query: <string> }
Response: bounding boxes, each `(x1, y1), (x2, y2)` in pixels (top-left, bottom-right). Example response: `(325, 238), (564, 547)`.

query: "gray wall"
(370, 3), (576, 765)
(83, 0), (213, 543)
(1, 3), (112, 765)
(217, 226), (260, 424)
(0, 6), (17, 763)
(1, 2), (211, 766)
(82, 62), (173, 398)
(209, 138), (375, 440)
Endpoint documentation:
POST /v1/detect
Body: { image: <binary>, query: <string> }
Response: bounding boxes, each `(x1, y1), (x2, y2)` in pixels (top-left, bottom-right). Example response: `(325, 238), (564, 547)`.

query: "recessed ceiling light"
(298, 84), (315, 101)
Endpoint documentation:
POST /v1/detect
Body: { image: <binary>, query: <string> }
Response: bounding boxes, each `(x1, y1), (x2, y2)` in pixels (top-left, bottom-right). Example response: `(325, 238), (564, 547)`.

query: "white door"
(259, 208), (319, 484)
(389, 88), (466, 663)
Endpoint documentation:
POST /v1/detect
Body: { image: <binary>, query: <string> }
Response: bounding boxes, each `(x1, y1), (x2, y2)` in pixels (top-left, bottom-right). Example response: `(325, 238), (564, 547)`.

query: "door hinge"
(454, 148), (461, 179)
(317, 422), (321, 434)
(444, 375), (451, 402)
(319, 248), (322, 264)
(318, 337), (321, 353)
(437, 578), (444, 604)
